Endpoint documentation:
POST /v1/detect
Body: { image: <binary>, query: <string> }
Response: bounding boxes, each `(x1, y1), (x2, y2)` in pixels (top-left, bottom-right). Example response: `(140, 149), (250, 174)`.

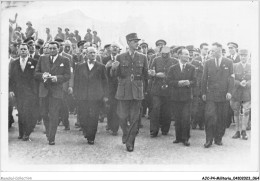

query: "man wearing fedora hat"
(25, 21), (35, 39)
(84, 28), (93, 43)
(111, 33), (148, 152)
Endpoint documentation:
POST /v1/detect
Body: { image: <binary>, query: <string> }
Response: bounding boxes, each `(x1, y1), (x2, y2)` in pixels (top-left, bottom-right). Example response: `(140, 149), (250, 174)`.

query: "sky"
(2, 1), (259, 51)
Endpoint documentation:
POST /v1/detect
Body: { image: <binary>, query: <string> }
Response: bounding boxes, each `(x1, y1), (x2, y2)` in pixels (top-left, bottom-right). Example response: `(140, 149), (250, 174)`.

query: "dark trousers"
(16, 96), (37, 137)
(78, 100), (101, 141)
(191, 96), (205, 128)
(142, 92), (152, 116)
(117, 100), (141, 148)
(59, 92), (70, 128)
(150, 96), (171, 135)
(107, 97), (119, 133)
(205, 101), (229, 143)
(40, 95), (62, 142)
(172, 101), (191, 141)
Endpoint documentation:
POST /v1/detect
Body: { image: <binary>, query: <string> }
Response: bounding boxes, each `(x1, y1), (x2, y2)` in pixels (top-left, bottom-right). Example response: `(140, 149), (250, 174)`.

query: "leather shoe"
(162, 132), (168, 136)
(126, 145), (134, 152)
(173, 140), (182, 144)
(241, 130), (248, 140)
(88, 140), (94, 145)
(49, 141), (55, 145)
(214, 141), (223, 146)
(22, 136), (31, 141)
(64, 127), (70, 131)
(183, 140), (190, 146)
(204, 141), (212, 148)
(150, 134), (157, 138)
(232, 131), (240, 139)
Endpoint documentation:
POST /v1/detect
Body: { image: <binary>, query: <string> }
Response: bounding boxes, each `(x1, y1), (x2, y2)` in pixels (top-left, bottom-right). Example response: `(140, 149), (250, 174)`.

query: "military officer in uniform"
(149, 46), (178, 137)
(190, 43), (209, 130)
(202, 42), (234, 148)
(230, 49), (251, 140)
(111, 33), (148, 152)
(227, 42), (240, 63)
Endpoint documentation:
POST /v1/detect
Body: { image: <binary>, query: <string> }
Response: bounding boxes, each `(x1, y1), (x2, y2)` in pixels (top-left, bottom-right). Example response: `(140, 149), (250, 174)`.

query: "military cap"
(26, 21), (32, 26)
(161, 46), (171, 54)
(65, 28), (69, 31)
(239, 49), (249, 55)
(126, 33), (141, 42)
(172, 46), (185, 53)
(23, 37), (35, 45)
(77, 40), (86, 48)
(140, 42), (148, 47)
(147, 48), (155, 54)
(58, 27), (62, 31)
(64, 40), (72, 46)
(111, 43), (120, 49)
(186, 45), (195, 51)
(54, 38), (64, 43)
(87, 28), (91, 32)
(104, 44), (111, 49)
(36, 39), (44, 47)
(93, 30), (97, 34)
(155, 39), (166, 46)
(227, 42), (238, 49)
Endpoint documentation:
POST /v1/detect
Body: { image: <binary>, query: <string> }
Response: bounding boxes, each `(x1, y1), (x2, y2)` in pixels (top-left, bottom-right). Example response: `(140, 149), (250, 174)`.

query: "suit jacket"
(166, 62), (196, 101)
(227, 54), (240, 64)
(9, 57), (38, 99)
(74, 61), (108, 101)
(201, 57), (234, 102)
(191, 56), (205, 96)
(102, 55), (111, 66)
(231, 62), (251, 102)
(34, 55), (71, 99)
(104, 56), (118, 98)
(112, 51), (148, 100)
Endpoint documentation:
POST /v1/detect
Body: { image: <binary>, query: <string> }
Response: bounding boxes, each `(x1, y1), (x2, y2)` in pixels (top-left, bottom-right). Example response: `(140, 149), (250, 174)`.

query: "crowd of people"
(8, 18), (251, 152)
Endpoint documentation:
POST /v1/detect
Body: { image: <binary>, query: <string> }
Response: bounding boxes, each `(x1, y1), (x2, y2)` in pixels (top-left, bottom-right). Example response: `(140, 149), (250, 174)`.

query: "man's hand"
(202, 94), (206, 101)
(68, 87), (73, 94)
(240, 80), (247, 87)
(178, 80), (186, 87)
(156, 72), (166, 78)
(103, 97), (109, 102)
(50, 76), (57, 82)
(42, 72), (50, 80)
(182, 80), (190, 86)
(105, 61), (113, 68)
(148, 69), (156, 76)
(226, 93), (232, 100)
(111, 61), (120, 70)
(9, 92), (15, 98)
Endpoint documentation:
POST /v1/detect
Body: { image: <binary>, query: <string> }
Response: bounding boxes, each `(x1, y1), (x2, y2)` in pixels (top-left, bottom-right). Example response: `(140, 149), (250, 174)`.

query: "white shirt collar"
(30, 52), (35, 58)
(179, 60), (187, 71)
(20, 56), (29, 62)
(111, 54), (117, 60)
(51, 54), (59, 63)
(215, 56), (223, 66)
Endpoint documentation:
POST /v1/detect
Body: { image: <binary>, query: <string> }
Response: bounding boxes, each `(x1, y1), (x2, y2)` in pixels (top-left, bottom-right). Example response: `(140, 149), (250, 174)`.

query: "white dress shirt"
(215, 56), (223, 67)
(87, 59), (96, 70)
(50, 54), (59, 63)
(179, 61), (187, 72)
(20, 56), (28, 72)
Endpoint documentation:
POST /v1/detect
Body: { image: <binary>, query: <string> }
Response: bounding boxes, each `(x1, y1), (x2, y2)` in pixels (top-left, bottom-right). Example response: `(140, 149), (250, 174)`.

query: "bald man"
(73, 47), (108, 145)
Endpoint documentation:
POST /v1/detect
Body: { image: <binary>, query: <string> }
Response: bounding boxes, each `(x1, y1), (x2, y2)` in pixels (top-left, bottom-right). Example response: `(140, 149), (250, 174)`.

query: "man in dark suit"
(167, 48), (196, 146)
(111, 33), (148, 152)
(74, 47), (108, 144)
(104, 43), (120, 135)
(9, 43), (38, 141)
(149, 46), (178, 137)
(202, 42), (234, 148)
(190, 43), (209, 130)
(35, 41), (71, 145)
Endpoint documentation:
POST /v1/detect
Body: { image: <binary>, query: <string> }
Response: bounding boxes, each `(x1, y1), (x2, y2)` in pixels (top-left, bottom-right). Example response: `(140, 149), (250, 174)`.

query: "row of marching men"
(9, 33), (251, 152)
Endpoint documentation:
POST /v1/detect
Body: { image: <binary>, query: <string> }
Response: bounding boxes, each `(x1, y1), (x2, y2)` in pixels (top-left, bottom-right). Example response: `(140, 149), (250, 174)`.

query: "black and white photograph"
(1, 1), (259, 180)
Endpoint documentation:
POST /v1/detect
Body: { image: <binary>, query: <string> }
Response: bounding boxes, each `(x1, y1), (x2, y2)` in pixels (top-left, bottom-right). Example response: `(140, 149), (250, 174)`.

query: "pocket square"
(30, 65), (34, 68)
(224, 67), (229, 69)
(60, 63), (64, 67)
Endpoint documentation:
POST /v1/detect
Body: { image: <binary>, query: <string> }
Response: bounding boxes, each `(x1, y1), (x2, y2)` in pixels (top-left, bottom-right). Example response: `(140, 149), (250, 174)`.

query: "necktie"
(182, 64), (185, 72)
(22, 58), (26, 71)
(50, 56), (54, 67)
(30, 54), (33, 58)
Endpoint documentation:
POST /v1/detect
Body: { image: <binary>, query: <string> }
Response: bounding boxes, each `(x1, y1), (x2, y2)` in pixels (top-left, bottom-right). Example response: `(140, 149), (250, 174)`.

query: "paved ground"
(8, 109), (253, 170)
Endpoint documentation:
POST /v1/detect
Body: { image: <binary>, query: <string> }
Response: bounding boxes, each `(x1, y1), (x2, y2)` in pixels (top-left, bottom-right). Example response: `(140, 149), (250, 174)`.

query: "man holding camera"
(35, 41), (71, 145)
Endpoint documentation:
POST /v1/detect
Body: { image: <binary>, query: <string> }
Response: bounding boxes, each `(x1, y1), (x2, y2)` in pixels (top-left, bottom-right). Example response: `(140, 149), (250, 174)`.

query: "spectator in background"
(65, 28), (70, 40)
(74, 30), (81, 42)
(25, 21), (35, 39)
(46, 28), (52, 43)
(54, 27), (65, 41)
(93, 31), (101, 48)
(84, 28), (92, 43)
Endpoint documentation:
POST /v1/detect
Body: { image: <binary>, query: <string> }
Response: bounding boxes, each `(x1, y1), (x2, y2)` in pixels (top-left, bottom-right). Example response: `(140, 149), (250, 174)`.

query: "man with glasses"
(9, 43), (38, 141)
(35, 41), (70, 145)
(111, 33), (148, 152)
